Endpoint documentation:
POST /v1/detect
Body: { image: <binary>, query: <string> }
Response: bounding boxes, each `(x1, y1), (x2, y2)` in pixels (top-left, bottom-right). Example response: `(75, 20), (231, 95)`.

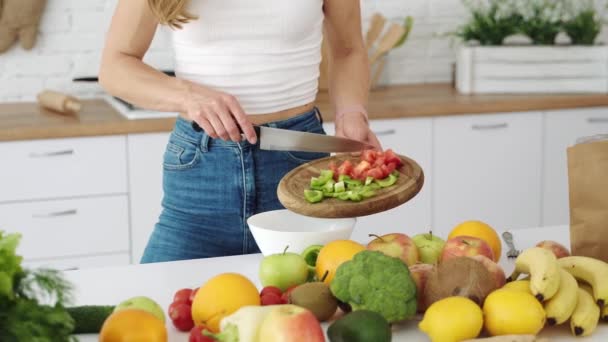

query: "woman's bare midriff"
(179, 101), (317, 126)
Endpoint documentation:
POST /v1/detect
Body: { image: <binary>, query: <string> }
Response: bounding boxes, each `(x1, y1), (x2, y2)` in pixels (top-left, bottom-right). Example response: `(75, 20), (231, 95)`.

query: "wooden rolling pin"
(37, 90), (82, 115)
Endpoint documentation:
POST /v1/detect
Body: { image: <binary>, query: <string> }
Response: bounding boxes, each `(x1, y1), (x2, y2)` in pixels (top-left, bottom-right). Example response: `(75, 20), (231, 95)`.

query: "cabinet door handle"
(32, 209), (78, 218)
(372, 129), (397, 136)
(471, 123), (509, 130)
(29, 149), (74, 158)
(587, 117), (608, 124)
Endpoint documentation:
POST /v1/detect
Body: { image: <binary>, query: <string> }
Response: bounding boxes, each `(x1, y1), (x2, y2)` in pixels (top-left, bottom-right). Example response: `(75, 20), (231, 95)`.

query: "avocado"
(327, 310), (392, 342)
(66, 305), (115, 334)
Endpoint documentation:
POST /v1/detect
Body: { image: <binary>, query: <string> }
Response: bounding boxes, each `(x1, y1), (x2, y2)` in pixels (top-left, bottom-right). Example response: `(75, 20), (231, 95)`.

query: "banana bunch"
(558, 256), (608, 336)
(506, 250), (608, 337)
(507, 247), (561, 302)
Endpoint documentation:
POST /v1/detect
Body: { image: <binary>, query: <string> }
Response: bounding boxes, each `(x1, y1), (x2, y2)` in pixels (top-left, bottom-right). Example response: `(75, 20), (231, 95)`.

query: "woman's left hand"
(335, 111), (382, 151)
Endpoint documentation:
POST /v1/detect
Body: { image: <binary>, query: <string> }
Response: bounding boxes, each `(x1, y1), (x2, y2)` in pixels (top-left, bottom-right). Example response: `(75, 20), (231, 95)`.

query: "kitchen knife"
(191, 122), (375, 153)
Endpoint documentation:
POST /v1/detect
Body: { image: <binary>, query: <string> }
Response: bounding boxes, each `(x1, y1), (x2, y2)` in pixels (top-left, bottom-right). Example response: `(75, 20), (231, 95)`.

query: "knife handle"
(191, 121), (261, 140)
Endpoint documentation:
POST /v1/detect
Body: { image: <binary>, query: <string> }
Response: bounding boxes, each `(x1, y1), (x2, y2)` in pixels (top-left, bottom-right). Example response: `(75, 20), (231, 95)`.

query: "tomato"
(365, 167), (384, 180)
(384, 149), (402, 166)
(329, 162), (339, 180)
(189, 325), (216, 342)
(362, 150), (377, 163)
(173, 288), (194, 305)
(337, 160), (353, 177)
(169, 301), (194, 332)
(385, 162), (397, 175)
(373, 156), (386, 167)
(260, 286), (282, 298)
(352, 160), (371, 180)
(261, 292), (283, 306)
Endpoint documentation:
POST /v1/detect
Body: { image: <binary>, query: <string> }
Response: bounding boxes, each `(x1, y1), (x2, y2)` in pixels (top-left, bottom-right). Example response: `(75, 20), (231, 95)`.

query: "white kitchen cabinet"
(433, 112), (543, 237)
(0, 195), (130, 260)
(542, 107), (608, 226)
(23, 253), (131, 271)
(127, 133), (170, 263)
(0, 136), (128, 203)
(323, 118), (433, 243)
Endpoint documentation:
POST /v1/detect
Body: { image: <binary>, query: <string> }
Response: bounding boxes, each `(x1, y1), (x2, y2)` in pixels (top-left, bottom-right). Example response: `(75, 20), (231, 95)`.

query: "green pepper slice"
(375, 173), (398, 188)
(304, 189), (324, 203)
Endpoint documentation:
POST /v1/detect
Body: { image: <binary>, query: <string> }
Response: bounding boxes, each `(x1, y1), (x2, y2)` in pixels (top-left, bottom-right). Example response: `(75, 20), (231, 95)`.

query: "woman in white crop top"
(99, 0), (380, 263)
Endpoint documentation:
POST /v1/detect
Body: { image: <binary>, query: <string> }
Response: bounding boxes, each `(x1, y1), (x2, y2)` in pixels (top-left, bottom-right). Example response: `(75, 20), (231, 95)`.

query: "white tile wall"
(1, 0), (607, 102)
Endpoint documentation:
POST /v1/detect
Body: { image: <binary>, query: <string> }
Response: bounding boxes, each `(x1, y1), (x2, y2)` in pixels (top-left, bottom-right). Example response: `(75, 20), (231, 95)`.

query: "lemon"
(502, 280), (532, 294)
(419, 296), (483, 342)
(483, 288), (546, 336)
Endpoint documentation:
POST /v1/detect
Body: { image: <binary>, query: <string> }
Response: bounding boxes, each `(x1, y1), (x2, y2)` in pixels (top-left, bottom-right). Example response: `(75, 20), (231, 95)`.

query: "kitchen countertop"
(64, 224), (607, 341)
(3, 83), (608, 142)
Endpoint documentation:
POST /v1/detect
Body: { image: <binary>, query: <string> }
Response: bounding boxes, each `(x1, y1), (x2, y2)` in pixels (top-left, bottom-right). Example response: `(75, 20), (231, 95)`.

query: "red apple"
(367, 233), (420, 266)
(468, 255), (506, 289)
(440, 235), (495, 263)
(536, 240), (570, 259)
(257, 304), (324, 342)
(409, 263), (434, 312)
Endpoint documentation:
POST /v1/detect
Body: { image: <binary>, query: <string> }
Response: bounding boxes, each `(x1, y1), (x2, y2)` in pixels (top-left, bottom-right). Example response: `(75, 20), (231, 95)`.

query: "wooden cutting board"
(277, 154), (424, 218)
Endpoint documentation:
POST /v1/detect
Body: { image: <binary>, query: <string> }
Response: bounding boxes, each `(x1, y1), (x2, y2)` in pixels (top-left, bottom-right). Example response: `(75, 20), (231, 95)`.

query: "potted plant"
(454, 0), (608, 94)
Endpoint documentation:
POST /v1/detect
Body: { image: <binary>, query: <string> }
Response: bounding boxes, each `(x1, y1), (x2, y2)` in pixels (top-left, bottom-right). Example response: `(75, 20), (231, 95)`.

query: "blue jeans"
(140, 108), (329, 263)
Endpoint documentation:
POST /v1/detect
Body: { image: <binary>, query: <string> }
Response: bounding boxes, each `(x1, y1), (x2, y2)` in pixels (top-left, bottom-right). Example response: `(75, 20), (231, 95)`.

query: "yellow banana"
(570, 284), (600, 337)
(544, 268), (579, 325)
(558, 256), (608, 307)
(508, 247), (560, 301)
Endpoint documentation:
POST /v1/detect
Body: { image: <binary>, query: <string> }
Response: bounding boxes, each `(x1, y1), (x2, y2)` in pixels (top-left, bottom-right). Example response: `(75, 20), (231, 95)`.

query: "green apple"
(259, 246), (309, 291)
(114, 296), (165, 322)
(412, 231), (446, 264)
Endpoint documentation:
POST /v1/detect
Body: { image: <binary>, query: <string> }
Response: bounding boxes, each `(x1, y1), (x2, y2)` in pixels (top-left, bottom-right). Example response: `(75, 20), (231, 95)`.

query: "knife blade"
(191, 122), (374, 153)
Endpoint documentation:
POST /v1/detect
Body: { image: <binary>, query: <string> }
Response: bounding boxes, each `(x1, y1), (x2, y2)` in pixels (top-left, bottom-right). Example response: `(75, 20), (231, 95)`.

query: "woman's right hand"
(182, 81), (257, 144)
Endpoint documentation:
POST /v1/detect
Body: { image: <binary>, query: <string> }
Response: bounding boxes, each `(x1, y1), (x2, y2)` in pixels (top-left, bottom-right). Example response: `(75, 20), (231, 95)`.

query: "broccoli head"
(329, 250), (417, 323)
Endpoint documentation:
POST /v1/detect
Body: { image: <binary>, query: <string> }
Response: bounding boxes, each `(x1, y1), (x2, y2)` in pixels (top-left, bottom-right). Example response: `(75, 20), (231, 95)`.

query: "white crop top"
(170, 0), (325, 115)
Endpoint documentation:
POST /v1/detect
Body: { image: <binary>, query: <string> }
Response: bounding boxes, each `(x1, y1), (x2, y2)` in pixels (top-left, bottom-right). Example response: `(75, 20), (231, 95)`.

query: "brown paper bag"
(567, 134), (608, 263)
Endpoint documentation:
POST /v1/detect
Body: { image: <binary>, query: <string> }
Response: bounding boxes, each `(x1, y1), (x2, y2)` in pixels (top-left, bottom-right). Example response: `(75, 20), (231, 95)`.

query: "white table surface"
(65, 225), (607, 341)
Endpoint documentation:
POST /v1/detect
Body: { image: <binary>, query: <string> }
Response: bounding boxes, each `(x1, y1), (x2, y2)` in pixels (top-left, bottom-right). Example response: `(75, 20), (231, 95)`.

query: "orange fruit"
(315, 239), (366, 284)
(448, 220), (502, 262)
(99, 309), (167, 342)
(191, 272), (261, 332)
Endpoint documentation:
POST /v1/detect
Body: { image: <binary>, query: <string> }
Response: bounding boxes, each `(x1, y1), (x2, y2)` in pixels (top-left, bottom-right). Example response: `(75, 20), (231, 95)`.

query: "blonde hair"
(147, 0), (197, 29)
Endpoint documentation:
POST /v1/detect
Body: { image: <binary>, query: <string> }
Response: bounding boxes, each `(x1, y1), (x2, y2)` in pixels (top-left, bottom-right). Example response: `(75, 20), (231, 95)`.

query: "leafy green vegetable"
(0, 231), (76, 342)
(329, 250), (417, 323)
(0, 231), (23, 299)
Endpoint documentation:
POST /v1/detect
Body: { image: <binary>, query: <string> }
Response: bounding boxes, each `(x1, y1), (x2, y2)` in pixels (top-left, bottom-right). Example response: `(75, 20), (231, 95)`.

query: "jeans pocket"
(163, 133), (201, 171)
(283, 120), (330, 164)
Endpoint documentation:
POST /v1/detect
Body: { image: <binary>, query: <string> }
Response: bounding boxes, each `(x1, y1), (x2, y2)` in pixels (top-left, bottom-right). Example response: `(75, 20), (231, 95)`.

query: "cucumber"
(67, 305), (115, 334)
(304, 189), (324, 203)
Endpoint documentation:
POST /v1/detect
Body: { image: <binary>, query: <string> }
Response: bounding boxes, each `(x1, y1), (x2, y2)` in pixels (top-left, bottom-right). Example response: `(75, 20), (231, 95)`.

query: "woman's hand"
(182, 81), (257, 144)
(335, 111), (382, 151)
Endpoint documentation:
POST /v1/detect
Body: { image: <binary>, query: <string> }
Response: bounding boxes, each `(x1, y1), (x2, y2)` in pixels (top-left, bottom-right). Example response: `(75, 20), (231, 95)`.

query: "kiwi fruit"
(423, 256), (496, 310)
(289, 282), (338, 321)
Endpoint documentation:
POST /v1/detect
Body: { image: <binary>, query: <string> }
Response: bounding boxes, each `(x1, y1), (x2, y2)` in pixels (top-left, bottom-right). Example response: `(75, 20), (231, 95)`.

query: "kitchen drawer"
(0, 136), (127, 202)
(23, 253), (131, 271)
(0, 195), (130, 260)
(543, 107), (608, 226)
(433, 112), (543, 235)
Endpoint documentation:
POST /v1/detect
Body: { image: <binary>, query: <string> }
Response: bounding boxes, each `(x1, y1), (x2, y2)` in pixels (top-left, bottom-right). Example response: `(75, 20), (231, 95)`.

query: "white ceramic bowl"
(248, 209), (356, 256)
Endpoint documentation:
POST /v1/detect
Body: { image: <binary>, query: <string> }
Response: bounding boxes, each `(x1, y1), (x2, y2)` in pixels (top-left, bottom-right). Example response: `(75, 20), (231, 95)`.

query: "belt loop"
(315, 107), (324, 125)
(200, 132), (210, 153)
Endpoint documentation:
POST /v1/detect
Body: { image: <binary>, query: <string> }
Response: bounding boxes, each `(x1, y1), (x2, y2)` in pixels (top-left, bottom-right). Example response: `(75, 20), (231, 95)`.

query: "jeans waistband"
(173, 107), (323, 152)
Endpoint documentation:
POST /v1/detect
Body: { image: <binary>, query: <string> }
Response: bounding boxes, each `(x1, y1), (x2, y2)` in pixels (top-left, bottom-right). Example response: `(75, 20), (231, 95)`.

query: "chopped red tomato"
(384, 149), (402, 166)
(385, 162), (397, 175)
(329, 161), (339, 181)
(365, 167), (384, 180)
(352, 160), (371, 180)
(373, 156), (386, 168)
(337, 160), (353, 177)
(362, 150), (377, 163)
